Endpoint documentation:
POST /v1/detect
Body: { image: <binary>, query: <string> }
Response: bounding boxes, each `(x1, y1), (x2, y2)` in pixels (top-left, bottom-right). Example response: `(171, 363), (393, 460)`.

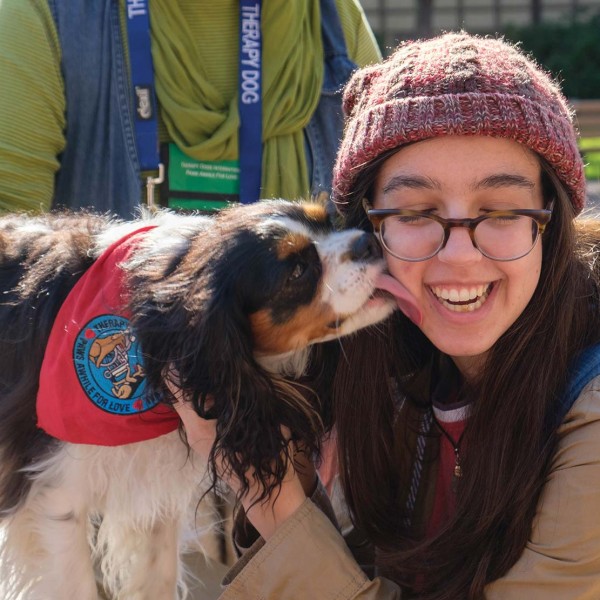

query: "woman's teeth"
(430, 284), (492, 312)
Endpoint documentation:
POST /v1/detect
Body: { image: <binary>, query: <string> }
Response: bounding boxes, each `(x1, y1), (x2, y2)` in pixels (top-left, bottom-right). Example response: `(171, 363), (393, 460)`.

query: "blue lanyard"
(126, 1), (263, 205)
(125, 0), (160, 173)
(239, 0), (263, 204)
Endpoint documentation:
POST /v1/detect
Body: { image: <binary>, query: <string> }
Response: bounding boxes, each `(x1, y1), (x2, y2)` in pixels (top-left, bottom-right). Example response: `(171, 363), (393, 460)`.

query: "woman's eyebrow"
(381, 175), (440, 194)
(474, 173), (536, 190)
(381, 173), (536, 195)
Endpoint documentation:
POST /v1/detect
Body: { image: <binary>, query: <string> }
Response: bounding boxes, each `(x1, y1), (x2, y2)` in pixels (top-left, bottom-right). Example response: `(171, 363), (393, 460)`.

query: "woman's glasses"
(363, 199), (553, 262)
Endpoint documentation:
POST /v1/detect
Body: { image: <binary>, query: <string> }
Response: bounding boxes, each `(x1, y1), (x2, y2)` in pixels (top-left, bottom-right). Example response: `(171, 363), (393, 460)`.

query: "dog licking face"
(0, 200), (394, 598)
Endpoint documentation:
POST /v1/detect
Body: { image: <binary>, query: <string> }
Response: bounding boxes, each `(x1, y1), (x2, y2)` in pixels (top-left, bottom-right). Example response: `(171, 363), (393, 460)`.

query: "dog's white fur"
(0, 202), (395, 599)
(1, 434), (210, 599)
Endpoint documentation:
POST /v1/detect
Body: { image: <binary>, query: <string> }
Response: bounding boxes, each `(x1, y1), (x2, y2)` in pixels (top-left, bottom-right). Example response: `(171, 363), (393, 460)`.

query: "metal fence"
(361, 0), (600, 53)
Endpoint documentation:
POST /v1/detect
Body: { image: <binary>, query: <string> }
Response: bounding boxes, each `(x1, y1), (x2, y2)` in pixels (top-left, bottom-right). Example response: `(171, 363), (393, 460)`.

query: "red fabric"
(426, 418), (467, 539)
(36, 227), (179, 446)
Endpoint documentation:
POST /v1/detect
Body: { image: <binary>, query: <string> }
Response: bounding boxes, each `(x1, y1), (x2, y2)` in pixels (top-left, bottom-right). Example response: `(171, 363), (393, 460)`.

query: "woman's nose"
(436, 226), (482, 265)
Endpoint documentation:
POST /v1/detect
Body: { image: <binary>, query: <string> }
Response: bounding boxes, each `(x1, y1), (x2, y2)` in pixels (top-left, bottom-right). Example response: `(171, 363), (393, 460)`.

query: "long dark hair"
(331, 149), (600, 599)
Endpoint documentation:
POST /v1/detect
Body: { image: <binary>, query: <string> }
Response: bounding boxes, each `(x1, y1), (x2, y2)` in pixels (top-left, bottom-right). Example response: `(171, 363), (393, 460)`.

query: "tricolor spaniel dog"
(0, 200), (395, 599)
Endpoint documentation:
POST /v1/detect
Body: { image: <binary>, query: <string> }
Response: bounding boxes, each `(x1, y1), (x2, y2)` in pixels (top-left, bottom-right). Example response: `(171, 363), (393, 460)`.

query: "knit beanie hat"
(333, 32), (586, 214)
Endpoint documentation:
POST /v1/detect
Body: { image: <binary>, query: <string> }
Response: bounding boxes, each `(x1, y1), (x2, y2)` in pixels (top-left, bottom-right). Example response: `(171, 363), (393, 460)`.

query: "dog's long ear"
(131, 248), (322, 502)
(127, 229), (253, 391)
(181, 277), (324, 503)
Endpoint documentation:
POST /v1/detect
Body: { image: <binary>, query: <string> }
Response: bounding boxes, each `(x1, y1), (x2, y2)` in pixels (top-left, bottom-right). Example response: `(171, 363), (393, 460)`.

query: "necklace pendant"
(454, 463), (463, 478)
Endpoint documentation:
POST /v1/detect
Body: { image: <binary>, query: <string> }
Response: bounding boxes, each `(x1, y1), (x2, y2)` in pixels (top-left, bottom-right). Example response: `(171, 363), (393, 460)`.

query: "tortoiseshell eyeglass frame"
(362, 198), (554, 262)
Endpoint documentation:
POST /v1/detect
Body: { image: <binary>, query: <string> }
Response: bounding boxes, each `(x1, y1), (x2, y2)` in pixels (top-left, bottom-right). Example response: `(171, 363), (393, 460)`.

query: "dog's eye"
(288, 261), (307, 282)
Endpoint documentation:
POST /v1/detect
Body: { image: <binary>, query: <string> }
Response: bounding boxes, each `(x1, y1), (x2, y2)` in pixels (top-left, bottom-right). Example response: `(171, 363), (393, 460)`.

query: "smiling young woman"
(367, 136), (547, 376)
(178, 33), (600, 600)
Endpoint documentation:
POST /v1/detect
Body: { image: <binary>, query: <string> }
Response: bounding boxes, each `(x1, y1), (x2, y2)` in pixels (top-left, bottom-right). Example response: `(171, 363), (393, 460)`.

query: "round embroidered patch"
(73, 315), (160, 415)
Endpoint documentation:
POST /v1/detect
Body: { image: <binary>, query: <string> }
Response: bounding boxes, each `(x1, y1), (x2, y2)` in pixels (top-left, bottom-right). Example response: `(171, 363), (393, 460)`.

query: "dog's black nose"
(350, 232), (383, 262)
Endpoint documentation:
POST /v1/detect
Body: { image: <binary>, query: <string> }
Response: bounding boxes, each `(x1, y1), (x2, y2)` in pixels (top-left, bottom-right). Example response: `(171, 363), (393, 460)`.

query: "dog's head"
(127, 200), (395, 498)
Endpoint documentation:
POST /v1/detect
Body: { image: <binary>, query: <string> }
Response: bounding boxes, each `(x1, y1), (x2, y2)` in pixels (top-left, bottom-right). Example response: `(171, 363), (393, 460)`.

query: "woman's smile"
(428, 282), (493, 312)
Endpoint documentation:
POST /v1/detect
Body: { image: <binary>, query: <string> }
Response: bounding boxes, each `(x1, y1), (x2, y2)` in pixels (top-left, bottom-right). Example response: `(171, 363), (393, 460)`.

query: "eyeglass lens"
(380, 214), (539, 261)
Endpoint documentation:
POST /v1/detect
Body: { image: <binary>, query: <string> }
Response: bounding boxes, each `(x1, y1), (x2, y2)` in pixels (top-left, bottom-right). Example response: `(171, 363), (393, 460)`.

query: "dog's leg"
(126, 521), (180, 600)
(15, 486), (98, 600)
(98, 518), (181, 600)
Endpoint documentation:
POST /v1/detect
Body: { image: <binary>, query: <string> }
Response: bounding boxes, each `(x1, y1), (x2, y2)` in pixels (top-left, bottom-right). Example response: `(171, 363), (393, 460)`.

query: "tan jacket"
(219, 376), (600, 599)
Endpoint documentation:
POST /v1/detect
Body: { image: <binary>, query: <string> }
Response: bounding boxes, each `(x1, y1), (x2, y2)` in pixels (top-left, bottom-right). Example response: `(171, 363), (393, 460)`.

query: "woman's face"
(372, 136), (545, 377)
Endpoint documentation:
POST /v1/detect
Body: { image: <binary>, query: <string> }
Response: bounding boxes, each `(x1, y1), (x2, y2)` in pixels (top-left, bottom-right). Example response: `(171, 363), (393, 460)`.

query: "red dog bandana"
(37, 227), (180, 446)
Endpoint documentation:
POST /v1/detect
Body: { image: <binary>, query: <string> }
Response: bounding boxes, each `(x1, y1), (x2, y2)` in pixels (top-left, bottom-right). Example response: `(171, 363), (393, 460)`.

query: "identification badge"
(160, 143), (240, 211)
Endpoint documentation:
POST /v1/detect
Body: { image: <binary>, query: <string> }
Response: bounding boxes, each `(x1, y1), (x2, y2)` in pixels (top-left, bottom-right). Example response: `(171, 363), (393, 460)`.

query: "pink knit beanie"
(333, 32), (586, 214)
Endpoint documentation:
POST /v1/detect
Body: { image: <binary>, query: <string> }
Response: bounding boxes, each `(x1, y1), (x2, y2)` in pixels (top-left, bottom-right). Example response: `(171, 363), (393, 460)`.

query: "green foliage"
(503, 13), (600, 99)
(580, 138), (600, 179)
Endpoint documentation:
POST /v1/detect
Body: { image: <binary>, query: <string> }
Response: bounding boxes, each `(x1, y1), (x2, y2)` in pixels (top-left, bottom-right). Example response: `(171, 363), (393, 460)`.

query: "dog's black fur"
(0, 201), (391, 511)
(0, 201), (396, 597)
(0, 212), (108, 512)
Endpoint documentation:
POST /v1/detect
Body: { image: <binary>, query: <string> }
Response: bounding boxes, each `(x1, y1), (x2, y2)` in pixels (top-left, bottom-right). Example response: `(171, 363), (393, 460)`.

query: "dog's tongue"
(376, 273), (422, 326)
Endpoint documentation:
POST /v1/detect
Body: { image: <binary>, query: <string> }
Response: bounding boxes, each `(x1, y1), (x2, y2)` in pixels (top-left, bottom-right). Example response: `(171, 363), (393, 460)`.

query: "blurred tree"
(504, 13), (600, 98)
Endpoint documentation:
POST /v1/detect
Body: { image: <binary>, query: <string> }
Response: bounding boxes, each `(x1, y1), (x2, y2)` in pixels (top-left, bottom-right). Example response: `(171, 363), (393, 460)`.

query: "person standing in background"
(0, 0), (380, 216)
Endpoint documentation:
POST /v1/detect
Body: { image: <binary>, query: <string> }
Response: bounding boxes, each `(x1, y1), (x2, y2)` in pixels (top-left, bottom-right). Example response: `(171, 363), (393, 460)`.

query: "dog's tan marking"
(250, 299), (338, 354)
(275, 232), (312, 260)
(300, 203), (328, 222)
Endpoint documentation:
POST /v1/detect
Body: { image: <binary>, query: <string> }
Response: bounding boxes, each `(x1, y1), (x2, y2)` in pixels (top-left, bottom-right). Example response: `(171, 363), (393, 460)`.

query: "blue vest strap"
(551, 342), (600, 430)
